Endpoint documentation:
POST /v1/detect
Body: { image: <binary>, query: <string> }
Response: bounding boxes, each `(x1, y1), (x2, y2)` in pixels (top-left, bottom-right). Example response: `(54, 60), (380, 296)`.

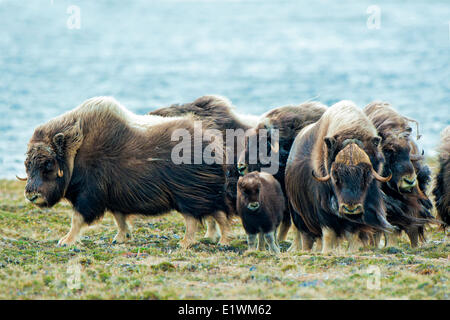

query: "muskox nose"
(340, 203), (363, 215)
(400, 174), (417, 191)
(247, 202), (260, 211)
(25, 192), (41, 203)
(237, 162), (248, 175)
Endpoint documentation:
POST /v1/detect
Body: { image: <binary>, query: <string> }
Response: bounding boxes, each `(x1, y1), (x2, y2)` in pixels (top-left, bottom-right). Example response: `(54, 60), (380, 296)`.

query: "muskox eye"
(44, 160), (54, 171)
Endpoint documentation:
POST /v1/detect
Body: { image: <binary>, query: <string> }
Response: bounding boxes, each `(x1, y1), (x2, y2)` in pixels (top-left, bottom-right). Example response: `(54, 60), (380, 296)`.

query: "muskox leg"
(179, 214), (198, 249)
(345, 231), (362, 253)
(370, 232), (382, 248)
(321, 227), (337, 254)
(213, 211), (233, 245)
(315, 237), (322, 252)
(203, 216), (221, 243)
(257, 232), (266, 251)
(405, 227), (419, 248)
(277, 209), (291, 242)
(287, 228), (302, 252)
(301, 232), (314, 251)
(384, 231), (399, 247)
(264, 231), (280, 254)
(57, 211), (85, 246)
(112, 212), (131, 244)
(247, 233), (258, 251)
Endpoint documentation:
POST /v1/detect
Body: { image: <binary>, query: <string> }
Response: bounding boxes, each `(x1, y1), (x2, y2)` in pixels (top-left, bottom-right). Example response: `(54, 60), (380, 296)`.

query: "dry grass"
(0, 178), (448, 300)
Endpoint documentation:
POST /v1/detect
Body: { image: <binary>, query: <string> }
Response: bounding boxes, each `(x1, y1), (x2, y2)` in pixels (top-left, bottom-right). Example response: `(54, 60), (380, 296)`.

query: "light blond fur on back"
(311, 100), (378, 172)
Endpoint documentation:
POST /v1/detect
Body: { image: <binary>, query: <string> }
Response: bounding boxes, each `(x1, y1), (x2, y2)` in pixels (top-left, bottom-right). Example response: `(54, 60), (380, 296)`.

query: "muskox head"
(18, 121), (83, 207)
(380, 129), (425, 194)
(237, 172), (263, 211)
(312, 138), (391, 216)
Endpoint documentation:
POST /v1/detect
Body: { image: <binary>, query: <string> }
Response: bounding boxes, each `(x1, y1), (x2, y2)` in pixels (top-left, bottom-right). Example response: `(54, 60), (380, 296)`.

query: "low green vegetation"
(0, 179), (448, 299)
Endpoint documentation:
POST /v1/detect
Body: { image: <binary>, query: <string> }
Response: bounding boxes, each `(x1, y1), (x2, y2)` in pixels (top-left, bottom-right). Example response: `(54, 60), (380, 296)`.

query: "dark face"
(382, 143), (417, 193)
(330, 162), (373, 215)
(237, 174), (261, 211)
(24, 143), (66, 207)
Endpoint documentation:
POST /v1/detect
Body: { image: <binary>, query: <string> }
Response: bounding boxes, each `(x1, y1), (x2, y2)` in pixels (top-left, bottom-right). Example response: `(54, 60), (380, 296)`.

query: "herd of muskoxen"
(18, 95), (449, 254)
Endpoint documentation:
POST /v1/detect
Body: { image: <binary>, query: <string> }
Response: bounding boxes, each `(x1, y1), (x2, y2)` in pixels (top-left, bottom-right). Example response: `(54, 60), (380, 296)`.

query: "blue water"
(1, 0), (449, 179)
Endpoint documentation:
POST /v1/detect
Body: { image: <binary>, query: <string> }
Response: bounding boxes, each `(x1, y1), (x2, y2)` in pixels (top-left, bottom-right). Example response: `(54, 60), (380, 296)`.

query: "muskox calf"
(433, 126), (450, 229)
(20, 97), (231, 248)
(364, 102), (435, 247)
(285, 101), (393, 253)
(237, 171), (285, 254)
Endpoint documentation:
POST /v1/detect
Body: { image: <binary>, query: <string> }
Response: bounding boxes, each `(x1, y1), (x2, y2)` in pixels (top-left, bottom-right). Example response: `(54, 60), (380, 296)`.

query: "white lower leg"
(204, 216), (221, 243)
(112, 212), (131, 243)
(322, 227), (337, 254)
(287, 227), (302, 252)
(58, 211), (85, 246)
(179, 214), (198, 249)
(264, 231), (280, 254)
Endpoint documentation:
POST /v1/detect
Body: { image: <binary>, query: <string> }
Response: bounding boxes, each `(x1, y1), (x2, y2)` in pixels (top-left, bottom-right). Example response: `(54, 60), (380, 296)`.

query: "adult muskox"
(364, 102), (435, 247)
(148, 95), (259, 242)
(19, 97), (231, 248)
(285, 101), (393, 253)
(433, 126), (450, 229)
(237, 102), (327, 241)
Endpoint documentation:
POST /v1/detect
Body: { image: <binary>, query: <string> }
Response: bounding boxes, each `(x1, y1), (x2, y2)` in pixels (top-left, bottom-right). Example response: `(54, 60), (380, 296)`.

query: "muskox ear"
(372, 136), (382, 148)
(324, 137), (336, 151)
(53, 133), (65, 156)
(53, 120), (83, 157)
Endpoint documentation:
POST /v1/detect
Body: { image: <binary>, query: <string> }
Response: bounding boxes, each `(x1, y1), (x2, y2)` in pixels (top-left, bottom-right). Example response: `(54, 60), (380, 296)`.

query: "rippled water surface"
(1, 0), (449, 178)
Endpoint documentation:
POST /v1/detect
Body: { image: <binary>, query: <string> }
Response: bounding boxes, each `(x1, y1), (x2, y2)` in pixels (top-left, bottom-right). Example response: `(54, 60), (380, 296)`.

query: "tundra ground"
(0, 178), (448, 300)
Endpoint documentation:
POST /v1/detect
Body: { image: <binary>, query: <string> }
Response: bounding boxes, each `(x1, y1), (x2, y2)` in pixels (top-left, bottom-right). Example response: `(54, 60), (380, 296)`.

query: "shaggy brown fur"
(149, 95), (255, 209)
(237, 171), (285, 253)
(433, 126), (450, 228)
(148, 95), (255, 131)
(22, 97), (230, 247)
(285, 100), (393, 254)
(364, 102), (435, 247)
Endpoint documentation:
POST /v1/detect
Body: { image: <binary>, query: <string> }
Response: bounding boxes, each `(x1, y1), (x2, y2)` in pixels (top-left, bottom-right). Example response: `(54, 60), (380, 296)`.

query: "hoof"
(112, 232), (131, 244)
(57, 236), (76, 247)
(179, 239), (194, 249)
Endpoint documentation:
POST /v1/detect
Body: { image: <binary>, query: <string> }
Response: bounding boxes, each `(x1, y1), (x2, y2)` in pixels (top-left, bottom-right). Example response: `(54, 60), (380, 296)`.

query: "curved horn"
(312, 170), (331, 182)
(371, 168), (392, 182)
(16, 175), (27, 181)
(403, 116), (421, 140)
(57, 169), (64, 178)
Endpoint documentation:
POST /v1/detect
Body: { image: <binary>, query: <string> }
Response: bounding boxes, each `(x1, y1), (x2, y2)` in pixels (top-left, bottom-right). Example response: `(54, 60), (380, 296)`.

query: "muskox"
(19, 97), (231, 248)
(148, 95), (259, 242)
(237, 171), (285, 253)
(285, 101), (393, 253)
(237, 102), (327, 241)
(364, 102), (435, 247)
(433, 126), (450, 229)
